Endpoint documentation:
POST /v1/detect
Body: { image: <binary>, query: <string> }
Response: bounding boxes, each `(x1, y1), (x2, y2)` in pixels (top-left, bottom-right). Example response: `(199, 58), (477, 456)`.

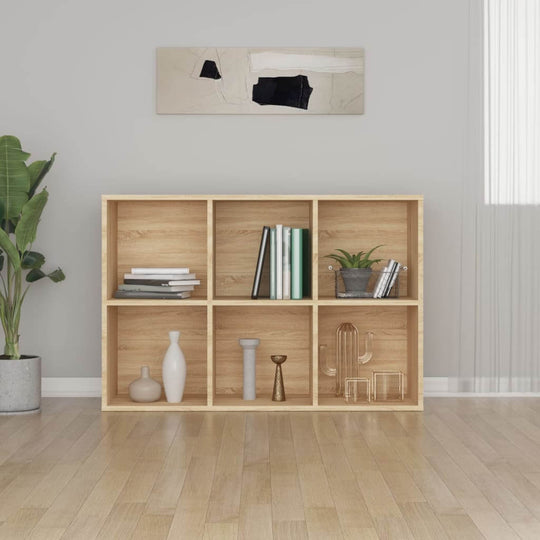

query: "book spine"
(114, 291), (191, 299)
(282, 227), (291, 300)
(302, 229), (311, 298)
(383, 262), (399, 297)
(276, 225), (283, 300)
(384, 263), (401, 297)
(371, 268), (387, 298)
(124, 273), (195, 280)
(291, 228), (303, 300)
(270, 228), (276, 300)
(124, 278), (172, 286)
(375, 259), (395, 298)
(131, 268), (189, 275)
(118, 284), (194, 292)
(252, 226), (270, 299)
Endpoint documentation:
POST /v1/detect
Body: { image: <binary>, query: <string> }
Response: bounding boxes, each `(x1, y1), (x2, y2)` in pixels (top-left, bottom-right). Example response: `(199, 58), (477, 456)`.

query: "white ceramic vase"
(162, 331), (186, 403)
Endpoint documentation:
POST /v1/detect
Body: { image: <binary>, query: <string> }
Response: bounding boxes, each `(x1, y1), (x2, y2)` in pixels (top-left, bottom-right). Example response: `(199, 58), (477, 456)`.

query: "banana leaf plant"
(0, 136), (65, 359)
(325, 246), (383, 269)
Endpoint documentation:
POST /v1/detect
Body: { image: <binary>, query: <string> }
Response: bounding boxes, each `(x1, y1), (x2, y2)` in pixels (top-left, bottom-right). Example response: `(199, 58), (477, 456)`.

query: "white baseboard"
(40, 377), (540, 399)
(423, 377), (540, 397)
(424, 377), (450, 394)
(42, 377), (101, 397)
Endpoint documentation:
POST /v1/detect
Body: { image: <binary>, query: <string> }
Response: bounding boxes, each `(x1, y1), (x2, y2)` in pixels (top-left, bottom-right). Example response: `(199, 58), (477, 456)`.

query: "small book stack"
(372, 259), (402, 298)
(251, 226), (310, 300)
(114, 268), (201, 299)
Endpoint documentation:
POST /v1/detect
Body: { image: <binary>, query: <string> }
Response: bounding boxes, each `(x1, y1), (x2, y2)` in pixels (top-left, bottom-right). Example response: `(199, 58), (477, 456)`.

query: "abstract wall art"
(156, 47), (364, 115)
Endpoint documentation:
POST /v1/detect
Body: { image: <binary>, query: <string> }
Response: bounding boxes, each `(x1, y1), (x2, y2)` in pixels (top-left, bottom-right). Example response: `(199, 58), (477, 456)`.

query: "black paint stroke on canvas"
(200, 60), (221, 79)
(252, 75), (313, 110)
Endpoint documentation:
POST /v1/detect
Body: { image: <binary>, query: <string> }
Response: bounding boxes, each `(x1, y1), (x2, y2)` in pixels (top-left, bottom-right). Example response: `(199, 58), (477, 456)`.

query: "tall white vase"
(162, 331), (186, 403)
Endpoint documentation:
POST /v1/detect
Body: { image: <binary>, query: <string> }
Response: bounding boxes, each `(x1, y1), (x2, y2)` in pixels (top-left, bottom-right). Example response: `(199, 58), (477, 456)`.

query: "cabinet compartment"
(318, 200), (420, 300)
(318, 305), (419, 406)
(107, 200), (208, 299)
(213, 306), (312, 406)
(104, 305), (207, 408)
(214, 200), (313, 299)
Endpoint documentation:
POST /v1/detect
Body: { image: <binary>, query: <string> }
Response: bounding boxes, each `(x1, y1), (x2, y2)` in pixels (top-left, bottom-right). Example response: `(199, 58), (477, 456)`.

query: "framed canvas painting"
(156, 47), (364, 115)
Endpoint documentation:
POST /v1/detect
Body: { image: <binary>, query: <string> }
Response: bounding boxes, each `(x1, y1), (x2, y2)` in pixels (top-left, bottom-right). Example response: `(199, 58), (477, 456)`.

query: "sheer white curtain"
(485, 0), (540, 205)
(458, 0), (540, 392)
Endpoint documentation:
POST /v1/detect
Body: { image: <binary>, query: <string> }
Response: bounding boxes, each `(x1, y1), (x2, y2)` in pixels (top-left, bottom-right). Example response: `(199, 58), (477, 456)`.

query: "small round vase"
(128, 366), (162, 403)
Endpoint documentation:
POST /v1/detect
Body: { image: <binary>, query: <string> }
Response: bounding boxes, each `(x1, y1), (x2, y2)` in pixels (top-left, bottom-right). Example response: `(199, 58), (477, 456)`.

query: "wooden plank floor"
(2, 398), (540, 538)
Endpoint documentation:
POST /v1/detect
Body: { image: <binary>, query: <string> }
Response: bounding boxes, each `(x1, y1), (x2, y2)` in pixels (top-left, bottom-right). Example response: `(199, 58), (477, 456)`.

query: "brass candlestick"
(271, 355), (287, 401)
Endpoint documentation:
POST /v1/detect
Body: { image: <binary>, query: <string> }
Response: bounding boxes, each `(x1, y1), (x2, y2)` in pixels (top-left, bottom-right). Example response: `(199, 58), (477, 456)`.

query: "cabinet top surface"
(102, 194), (424, 202)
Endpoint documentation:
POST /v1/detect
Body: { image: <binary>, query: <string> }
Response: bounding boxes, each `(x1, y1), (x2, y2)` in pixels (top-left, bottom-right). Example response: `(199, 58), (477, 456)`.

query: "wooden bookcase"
(102, 195), (423, 411)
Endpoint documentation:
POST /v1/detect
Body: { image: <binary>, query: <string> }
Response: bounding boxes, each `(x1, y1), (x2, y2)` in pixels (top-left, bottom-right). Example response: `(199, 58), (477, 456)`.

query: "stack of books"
(114, 267), (201, 299)
(251, 226), (310, 300)
(372, 260), (402, 298)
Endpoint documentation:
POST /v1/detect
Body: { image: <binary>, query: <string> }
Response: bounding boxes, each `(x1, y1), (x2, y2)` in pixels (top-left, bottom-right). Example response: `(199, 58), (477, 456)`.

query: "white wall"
(0, 0), (470, 378)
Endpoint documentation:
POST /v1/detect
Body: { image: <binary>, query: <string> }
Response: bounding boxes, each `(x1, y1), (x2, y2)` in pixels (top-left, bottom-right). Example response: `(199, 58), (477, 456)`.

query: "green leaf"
(28, 153), (55, 198)
(48, 268), (65, 282)
(26, 268), (44, 282)
(0, 253), (3, 271)
(15, 189), (48, 252)
(363, 244), (383, 261)
(21, 251), (45, 269)
(1, 219), (15, 234)
(325, 254), (349, 267)
(335, 249), (355, 265)
(25, 267), (64, 283)
(0, 136), (30, 220)
(0, 227), (20, 270)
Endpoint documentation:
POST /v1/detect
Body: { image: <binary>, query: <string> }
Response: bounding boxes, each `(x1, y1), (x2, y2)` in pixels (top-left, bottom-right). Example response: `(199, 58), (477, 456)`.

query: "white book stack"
(114, 267), (201, 299)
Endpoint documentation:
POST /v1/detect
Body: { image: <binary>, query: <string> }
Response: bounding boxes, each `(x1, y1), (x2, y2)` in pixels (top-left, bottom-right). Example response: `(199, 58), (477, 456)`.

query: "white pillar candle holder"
(239, 338), (260, 400)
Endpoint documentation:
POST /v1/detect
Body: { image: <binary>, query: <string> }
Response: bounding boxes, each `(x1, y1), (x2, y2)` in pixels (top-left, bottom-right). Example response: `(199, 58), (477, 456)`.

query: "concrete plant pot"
(340, 268), (372, 293)
(0, 356), (41, 414)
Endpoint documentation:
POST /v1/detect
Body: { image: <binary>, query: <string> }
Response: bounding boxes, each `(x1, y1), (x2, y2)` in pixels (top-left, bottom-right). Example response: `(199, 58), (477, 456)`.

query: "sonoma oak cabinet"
(102, 195), (423, 411)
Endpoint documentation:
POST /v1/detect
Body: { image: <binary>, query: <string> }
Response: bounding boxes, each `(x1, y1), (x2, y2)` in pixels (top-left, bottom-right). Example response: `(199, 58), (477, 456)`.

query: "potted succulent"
(0, 136), (65, 414)
(326, 246), (383, 294)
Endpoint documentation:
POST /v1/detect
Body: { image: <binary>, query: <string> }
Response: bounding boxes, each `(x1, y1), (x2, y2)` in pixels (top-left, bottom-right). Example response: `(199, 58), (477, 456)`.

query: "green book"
(291, 228), (303, 300)
(302, 229), (311, 298)
(270, 228), (276, 299)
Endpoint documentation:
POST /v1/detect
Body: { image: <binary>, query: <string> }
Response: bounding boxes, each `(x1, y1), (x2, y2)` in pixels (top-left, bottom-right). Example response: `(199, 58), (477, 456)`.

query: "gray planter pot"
(340, 268), (372, 293)
(0, 356), (41, 414)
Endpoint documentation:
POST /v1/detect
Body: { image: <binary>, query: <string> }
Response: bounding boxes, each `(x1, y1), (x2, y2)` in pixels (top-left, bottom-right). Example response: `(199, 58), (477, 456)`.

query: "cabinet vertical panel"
(214, 306), (312, 399)
(207, 304), (214, 406)
(407, 307), (420, 406)
(103, 200), (118, 301)
(102, 306), (118, 408)
(407, 200), (423, 300)
(116, 200), (208, 298)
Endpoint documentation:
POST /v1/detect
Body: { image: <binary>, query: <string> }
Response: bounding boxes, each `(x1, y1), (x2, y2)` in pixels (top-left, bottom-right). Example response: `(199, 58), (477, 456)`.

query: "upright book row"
(251, 226), (310, 300)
